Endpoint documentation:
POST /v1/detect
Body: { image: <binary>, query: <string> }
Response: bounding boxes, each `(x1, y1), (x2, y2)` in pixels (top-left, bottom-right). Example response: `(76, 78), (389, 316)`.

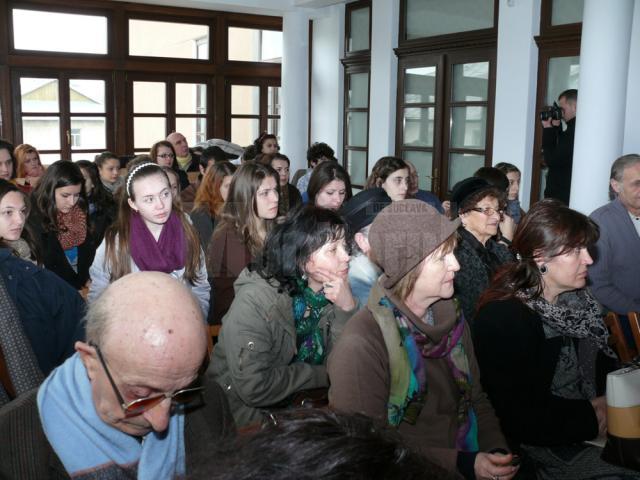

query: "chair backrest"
(605, 312), (638, 363)
(627, 312), (640, 355)
(0, 343), (16, 400)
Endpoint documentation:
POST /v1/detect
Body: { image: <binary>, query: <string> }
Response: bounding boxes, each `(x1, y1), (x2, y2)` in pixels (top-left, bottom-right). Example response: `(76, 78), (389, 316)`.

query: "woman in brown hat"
(328, 199), (518, 480)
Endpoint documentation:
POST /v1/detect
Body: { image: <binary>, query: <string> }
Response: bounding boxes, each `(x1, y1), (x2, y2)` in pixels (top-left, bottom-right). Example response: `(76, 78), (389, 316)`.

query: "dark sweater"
(542, 117), (575, 205)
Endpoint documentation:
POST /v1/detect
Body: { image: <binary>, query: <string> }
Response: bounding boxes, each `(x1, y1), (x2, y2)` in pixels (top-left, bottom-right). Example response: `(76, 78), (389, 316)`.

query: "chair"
(0, 343), (16, 400)
(605, 312), (637, 363)
(627, 312), (640, 355)
(206, 325), (221, 354)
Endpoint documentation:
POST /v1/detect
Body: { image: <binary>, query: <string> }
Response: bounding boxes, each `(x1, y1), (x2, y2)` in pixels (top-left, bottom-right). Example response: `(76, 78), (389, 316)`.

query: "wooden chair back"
(605, 312), (637, 363)
(627, 312), (640, 355)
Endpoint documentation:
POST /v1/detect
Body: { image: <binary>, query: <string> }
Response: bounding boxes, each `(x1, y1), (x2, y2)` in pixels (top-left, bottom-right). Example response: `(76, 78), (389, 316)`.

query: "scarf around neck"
(56, 204), (87, 250)
(130, 211), (186, 274)
(101, 177), (122, 195)
(292, 278), (330, 365)
(176, 154), (192, 171)
(37, 353), (186, 479)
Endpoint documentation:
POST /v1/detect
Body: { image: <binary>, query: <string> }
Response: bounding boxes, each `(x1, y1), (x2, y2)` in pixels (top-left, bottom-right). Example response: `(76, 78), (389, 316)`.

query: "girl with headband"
(88, 162), (209, 317)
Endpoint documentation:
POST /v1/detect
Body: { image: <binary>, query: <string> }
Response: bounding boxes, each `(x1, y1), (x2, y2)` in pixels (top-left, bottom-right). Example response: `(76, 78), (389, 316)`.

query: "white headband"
(126, 162), (158, 197)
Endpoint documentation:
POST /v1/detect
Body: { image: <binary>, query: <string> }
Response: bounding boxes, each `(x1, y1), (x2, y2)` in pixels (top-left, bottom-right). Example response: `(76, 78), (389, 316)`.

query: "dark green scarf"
(292, 278), (329, 365)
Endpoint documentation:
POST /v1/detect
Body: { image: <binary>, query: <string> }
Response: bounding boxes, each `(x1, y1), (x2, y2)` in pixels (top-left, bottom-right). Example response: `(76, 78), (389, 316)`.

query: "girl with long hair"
(365, 156), (410, 202)
(207, 162), (279, 324)
(29, 160), (94, 290)
(13, 143), (45, 193)
(0, 179), (39, 263)
(253, 132), (279, 155)
(270, 153), (302, 215)
(307, 161), (352, 211)
(88, 162), (209, 316)
(150, 140), (190, 190)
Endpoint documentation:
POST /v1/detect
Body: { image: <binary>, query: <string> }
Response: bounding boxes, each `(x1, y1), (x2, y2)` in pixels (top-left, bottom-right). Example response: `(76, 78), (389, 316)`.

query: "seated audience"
(191, 161), (236, 252)
(589, 153), (640, 315)
(0, 179), (39, 262)
(270, 153), (302, 215)
(95, 152), (123, 202)
(75, 160), (114, 247)
(0, 139), (16, 182)
(207, 162), (279, 324)
(253, 132), (279, 156)
(29, 161), (95, 290)
(89, 162), (209, 317)
(473, 199), (630, 478)
(296, 142), (335, 194)
(341, 188), (391, 307)
(328, 200), (517, 480)
(405, 159), (444, 213)
(161, 165), (181, 200)
(13, 143), (44, 193)
(365, 156), (410, 201)
(150, 140), (189, 190)
(495, 162), (525, 224)
(0, 272), (235, 479)
(197, 409), (452, 480)
(211, 206), (357, 426)
(450, 177), (514, 326)
(307, 160), (352, 211)
(167, 131), (199, 172)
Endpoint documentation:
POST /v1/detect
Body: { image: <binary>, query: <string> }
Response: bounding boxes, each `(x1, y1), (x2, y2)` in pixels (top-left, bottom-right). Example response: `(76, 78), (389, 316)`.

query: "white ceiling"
(112, 0), (346, 16)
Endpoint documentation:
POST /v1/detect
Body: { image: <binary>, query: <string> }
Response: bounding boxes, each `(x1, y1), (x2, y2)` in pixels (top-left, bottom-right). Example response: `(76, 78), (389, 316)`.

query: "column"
(367, 0), (400, 168)
(281, 10), (310, 174)
(570, 0), (634, 214)
(623, 0), (640, 153)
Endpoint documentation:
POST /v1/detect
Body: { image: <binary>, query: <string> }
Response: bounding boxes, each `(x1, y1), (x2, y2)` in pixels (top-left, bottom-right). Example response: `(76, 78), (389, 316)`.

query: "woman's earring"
(539, 264), (548, 275)
(301, 273), (307, 281)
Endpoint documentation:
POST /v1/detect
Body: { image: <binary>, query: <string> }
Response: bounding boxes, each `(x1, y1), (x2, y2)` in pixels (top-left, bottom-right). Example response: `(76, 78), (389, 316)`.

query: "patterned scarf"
(130, 211), (186, 274)
(56, 204), (87, 250)
(292, 278), (330, 365)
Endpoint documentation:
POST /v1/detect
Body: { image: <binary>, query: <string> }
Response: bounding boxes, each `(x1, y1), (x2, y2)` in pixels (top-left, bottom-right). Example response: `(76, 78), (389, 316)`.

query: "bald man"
(0, 271), (234, 479)
(167, 132), (200, 173)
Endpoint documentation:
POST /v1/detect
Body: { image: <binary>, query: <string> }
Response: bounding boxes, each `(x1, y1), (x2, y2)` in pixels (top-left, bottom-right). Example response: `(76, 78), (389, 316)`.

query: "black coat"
(473, 297), (612, 450)
(542, 117), (575, 205)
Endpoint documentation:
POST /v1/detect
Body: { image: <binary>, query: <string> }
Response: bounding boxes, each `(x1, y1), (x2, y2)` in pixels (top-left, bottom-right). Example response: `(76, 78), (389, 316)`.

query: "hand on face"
(309, 266), (356, 312)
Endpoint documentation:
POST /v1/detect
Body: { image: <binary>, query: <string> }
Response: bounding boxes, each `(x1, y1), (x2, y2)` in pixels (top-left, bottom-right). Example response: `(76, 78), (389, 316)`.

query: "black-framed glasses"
(469, 207), (504, 217)
(90, 342), (204, 417)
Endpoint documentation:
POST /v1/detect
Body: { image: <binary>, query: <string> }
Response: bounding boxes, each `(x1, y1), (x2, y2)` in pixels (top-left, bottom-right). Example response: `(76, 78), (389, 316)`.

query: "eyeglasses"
(90, 342), (204, 417)
(158, 153), (175, 159)
(469, 207), (504, 217)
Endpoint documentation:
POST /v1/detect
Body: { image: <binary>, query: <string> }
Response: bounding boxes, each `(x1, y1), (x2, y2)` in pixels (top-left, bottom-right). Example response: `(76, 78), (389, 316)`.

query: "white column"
(492, 0), (541, 210)
(570, 0), (634, 214)
(623, 0), (640, 153)
(281, 10), (311, 174)
(367, 0), (400, 169)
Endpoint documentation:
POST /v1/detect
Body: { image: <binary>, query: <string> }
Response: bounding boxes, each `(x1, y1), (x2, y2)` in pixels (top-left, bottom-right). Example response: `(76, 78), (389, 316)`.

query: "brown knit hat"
(369, 199), (461, 289)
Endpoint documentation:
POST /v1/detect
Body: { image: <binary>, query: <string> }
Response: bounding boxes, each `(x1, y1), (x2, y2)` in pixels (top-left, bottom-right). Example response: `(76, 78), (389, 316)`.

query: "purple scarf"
(130, 211), (186, 273)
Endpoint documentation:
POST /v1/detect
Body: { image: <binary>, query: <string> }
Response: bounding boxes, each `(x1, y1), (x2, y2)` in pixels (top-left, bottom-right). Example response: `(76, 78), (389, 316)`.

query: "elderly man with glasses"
(0, 271), (234, 479)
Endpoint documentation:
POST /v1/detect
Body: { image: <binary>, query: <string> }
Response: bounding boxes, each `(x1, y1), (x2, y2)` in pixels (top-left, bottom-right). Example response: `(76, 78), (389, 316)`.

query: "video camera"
(540, 102), (562, 122)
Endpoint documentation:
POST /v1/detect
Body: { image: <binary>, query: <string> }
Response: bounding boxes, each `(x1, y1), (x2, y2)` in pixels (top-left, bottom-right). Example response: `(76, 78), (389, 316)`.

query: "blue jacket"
(0, 249), (86, 375)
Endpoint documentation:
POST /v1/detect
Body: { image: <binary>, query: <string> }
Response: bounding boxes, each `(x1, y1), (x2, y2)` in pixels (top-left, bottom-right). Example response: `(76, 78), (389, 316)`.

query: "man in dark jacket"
(542, 88), (577, 205)
(0, 271), (235, 479)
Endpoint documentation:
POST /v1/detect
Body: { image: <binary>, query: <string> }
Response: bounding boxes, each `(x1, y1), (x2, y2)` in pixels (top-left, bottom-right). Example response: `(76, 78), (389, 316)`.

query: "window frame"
(225, 15), (284, 65)
(344, 0), (372, 58)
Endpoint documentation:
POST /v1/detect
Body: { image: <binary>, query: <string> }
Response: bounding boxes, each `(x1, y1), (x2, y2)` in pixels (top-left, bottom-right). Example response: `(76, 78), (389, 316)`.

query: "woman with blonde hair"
(13, 143), (44, 193)
(208, 162), (279, 324)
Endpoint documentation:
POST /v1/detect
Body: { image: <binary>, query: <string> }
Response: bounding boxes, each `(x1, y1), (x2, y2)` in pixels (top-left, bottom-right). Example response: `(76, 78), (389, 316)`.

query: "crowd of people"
(0, 131), (639, 480)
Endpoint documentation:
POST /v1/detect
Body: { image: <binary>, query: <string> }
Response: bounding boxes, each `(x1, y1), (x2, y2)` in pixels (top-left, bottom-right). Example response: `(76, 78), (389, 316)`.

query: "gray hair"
(610, 154), (640, 182)
(84, 293), (113, 346)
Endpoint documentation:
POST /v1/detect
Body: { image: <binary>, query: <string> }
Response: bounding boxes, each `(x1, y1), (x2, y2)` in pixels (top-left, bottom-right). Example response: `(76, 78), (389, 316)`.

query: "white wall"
(308, 4), (345, 166)
(623, 0), (640, 154)
(492, 0), (541, 210)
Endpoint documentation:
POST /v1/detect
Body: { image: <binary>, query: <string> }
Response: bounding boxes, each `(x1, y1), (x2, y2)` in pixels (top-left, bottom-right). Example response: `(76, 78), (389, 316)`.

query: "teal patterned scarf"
(292, 278), (330, 365)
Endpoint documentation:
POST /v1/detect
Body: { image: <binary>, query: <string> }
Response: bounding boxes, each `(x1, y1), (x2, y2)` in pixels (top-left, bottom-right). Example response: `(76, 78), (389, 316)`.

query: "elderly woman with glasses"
(450, 177), (515, 328)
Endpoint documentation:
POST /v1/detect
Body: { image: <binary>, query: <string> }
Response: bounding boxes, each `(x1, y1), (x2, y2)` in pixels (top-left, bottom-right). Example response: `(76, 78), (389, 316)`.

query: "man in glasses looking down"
(0, 271), (234, 479)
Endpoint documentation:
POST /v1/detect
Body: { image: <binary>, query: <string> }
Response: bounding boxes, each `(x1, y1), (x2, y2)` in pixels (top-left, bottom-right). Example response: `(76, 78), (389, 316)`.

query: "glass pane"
(552, 0), (584, 25)
(39, 153), (62, 165)
(176, 117), (207, 145)
(133, 82), (166, 114)
(176, 83), (207, 114)
(453, 62), (489, 102)
(405, 67), (436, 104)
(348, 7), (370, 52)
(449, 153), (485, 190)
(231, 118), (260, 147)
(21, 78), (59, 113)
(346, 150), (367, 185)
(406, 0), (494, 40)
(540, 167), (548, 201)
(403, 150), (433, 191)
(70, 80), (105, 113)
(70, 117), (106, 150)
(228, 27), (282, 63)
(403, 108), (434, 147)
(134, 117), (166, 150)
(348, 73), (369, 108)
(546, 56), (579, 105)
(346, 112), (368, 148)
(129, 19), (209, 60)
(450, 106), (487, 149)
(13, 9), (107, 54)
(71, 152), (100, 162)
(231, 85), (259, 115)
(22, 116), (60, 149)
(268, 118), (280, 142)
(268, 87), (280, 115)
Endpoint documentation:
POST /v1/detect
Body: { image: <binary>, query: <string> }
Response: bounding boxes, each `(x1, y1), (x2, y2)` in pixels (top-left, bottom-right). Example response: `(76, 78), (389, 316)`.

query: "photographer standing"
(541, 89), (577, 205)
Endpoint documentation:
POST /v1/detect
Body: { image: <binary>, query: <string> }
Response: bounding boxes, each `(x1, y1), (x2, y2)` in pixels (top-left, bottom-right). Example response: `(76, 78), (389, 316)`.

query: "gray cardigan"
(589, 198), (640, 313)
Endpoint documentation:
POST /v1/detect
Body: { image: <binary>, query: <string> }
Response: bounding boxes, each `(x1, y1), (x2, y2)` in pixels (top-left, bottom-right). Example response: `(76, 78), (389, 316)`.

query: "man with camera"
(541, 89), (577, 205)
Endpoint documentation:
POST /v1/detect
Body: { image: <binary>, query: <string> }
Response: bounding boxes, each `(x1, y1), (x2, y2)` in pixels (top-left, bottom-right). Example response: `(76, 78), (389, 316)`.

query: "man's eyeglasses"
(469, 207), (504, 217)
(90, 342), (204, 417)
(157, 153), (175, 160)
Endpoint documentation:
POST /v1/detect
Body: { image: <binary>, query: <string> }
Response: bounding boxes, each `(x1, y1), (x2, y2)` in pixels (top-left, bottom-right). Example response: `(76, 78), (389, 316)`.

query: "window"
(347, 5), (370, 53)
(128, 19), (210, 60)
(228, 82), (281, 147)
(228, 27), (282, 63)
(551, 0), (584, 26)
(403, 0), (494, 40)
(12, 9), (108, 55)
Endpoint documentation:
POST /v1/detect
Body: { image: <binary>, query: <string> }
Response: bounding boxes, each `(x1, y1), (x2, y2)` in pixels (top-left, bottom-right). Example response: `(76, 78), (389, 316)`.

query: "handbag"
(601, 364), (640, 471)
